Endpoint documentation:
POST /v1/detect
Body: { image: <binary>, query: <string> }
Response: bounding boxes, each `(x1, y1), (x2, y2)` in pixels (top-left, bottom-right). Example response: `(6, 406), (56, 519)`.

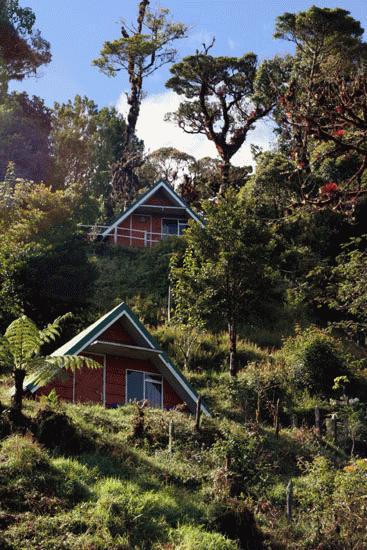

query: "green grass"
(0, 356), (365, 549)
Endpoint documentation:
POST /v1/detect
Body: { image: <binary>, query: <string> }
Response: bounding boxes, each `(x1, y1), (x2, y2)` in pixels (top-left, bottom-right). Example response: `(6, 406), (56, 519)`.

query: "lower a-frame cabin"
(25, 302), (209, 416)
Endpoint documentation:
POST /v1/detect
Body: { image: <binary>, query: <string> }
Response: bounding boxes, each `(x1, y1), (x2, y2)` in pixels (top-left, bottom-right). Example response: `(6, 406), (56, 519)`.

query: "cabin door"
(131, 214), (151, 247)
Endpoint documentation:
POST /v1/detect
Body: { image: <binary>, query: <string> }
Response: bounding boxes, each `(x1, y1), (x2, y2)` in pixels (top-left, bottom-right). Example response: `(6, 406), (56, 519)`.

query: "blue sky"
(11, 1), (367, 164)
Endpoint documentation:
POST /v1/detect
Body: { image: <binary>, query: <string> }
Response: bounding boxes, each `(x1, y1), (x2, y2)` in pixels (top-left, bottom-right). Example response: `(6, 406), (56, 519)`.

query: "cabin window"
(162, 219), (188, 237)
(126, 370), (163, 408)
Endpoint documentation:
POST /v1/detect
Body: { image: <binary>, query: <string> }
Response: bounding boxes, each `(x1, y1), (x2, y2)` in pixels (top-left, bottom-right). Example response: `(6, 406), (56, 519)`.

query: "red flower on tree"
(320, 182), (339, 194)
(333, 128), (345, 137)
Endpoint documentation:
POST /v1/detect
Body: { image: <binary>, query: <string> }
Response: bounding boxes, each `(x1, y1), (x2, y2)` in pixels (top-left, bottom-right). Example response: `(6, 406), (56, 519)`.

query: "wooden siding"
(37, 353), (183, 410)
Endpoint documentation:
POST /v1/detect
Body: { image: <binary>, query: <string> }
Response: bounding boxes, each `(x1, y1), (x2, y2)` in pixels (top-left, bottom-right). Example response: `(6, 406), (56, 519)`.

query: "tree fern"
(1, 313), (101, 413)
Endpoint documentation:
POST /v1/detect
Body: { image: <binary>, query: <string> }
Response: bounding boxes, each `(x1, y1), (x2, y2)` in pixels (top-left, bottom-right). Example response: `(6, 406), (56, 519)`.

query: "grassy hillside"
(1, 356), (367, 550)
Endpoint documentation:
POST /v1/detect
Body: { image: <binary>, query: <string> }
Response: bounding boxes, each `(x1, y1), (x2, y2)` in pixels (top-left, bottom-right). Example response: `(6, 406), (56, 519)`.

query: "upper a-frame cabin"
(100, 180), (202, 248)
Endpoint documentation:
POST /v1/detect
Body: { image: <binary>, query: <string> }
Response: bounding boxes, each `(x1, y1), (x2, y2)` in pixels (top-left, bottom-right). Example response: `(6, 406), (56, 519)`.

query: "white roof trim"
(52, 309), (155, 358)
(158, 354), (211, 417)
(101, 181), (202, 237)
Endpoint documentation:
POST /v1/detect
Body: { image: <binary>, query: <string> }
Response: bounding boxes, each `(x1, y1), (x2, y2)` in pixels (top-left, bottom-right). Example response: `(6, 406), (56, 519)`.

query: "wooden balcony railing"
(79, 225), (183, 247)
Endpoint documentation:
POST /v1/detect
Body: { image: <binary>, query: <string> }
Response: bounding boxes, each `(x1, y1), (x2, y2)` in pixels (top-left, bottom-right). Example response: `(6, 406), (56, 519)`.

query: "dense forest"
(1, 1), (367, 548)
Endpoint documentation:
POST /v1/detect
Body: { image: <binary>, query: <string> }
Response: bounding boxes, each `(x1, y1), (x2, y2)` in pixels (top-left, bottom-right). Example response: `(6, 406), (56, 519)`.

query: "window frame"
(162, 218), (188, 238)
(125, 368), (163, 409)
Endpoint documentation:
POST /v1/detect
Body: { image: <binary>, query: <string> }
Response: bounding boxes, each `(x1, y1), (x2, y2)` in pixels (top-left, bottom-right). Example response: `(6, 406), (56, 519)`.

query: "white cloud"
(228, 38), (236, 51)
(116, 90), (275, 167)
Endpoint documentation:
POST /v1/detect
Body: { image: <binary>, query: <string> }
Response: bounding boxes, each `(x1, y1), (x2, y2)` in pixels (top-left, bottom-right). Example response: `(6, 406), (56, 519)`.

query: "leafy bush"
(211, 432), (271, 497)
(228, 360), (292, 423)
(294, 456), (367, 549)
(279, 327), (348, 396)
(34, 406), (92, 454)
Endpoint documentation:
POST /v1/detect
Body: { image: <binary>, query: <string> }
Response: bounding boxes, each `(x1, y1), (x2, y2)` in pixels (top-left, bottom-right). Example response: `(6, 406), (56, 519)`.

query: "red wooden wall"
(37, 353), (182, 410)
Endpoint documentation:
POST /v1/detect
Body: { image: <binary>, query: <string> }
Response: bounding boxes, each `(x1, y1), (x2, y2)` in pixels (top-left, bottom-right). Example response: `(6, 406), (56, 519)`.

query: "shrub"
(211, 432), (271, 497)
(34, 406), (92, 454)
(228, 360), (292, 423)
(279, 327), (348, 396)
(207, 499), (263, 549)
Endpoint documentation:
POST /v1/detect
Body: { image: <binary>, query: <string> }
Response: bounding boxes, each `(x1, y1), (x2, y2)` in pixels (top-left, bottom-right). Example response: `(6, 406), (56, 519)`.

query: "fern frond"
(4, 316), (41, 367)
(39, 312), (73, 345)
(28, 354), (102, 388)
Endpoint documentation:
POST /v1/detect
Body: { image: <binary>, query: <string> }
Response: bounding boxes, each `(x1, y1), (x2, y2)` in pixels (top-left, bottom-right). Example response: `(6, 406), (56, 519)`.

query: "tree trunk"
(12, 369), (26, 413)
(219, 160), (231, 195)
(228, 322), (237, 377)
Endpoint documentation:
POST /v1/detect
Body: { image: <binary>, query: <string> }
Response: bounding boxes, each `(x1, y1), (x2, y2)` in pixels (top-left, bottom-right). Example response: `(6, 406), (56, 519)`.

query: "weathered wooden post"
(195, 395), (202, 431)
(286, 479), (293, 522)
(291, 413), (298, 429)
(274, 398), (280, 439)
(331, 413), (338, 445)
(168, 419), (174, 454)
(315, 406), (321, 437)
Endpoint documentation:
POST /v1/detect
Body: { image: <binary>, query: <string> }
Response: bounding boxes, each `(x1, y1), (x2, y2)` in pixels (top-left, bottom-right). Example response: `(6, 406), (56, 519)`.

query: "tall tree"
(93, 0), (187, 209)
(170, 191), (283, 376)
(166, 43), (288, 193)
(0, 0), (51, 98)
(0, 92), (51, 181)
(50, 95), (133, 219)
(138, 147), (195, 186)
(274, 7), (367, 213)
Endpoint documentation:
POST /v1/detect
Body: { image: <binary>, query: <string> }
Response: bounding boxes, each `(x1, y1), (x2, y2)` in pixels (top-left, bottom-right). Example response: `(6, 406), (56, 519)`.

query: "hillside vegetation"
(1, 319), (367, 550)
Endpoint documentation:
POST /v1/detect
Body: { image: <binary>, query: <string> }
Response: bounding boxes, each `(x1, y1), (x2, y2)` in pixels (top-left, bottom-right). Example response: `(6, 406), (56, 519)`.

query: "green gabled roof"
(101, 180), (203, 238)
(51, 302), (152, 356)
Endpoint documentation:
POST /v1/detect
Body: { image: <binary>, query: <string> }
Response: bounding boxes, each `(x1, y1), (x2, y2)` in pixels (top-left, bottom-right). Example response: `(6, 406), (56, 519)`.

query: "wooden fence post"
(274, 398), (280, 439)
(168, 419), (174, 454)
(286, 479), (293, 522)
(315, 406), (321, 437)
(195, 396), (202, 431)
(331, 413), (338, 445)
(291, 414), (298, 429)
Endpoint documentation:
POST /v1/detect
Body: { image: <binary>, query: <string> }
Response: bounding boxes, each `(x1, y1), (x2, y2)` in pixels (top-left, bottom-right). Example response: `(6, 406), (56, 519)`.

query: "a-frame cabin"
(25, 302), (209, 416)
(101, 180), (202, 248)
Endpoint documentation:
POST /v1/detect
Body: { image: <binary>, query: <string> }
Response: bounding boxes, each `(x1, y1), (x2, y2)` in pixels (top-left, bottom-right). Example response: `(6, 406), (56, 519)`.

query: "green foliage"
(93, 7), (186, 78)
(171, 190), (283, 373)
(329, 235), (367, 336)
(0, 0), (51, 95)
(211, 432), (271, 497)
(168, 524), (237, 549)
(274, 6), (366, 76)
(50, 95), (129, 217)
(279, 327), (348, 396)
(166, 47), (288, 188)
(293, 456), (367, 548)
(0, 180), (97, 327)
(90, 237), (184, 325)
(0, 92), (51, 181)
(0, 313), (101, 413)
(154, 324), (267, 372)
